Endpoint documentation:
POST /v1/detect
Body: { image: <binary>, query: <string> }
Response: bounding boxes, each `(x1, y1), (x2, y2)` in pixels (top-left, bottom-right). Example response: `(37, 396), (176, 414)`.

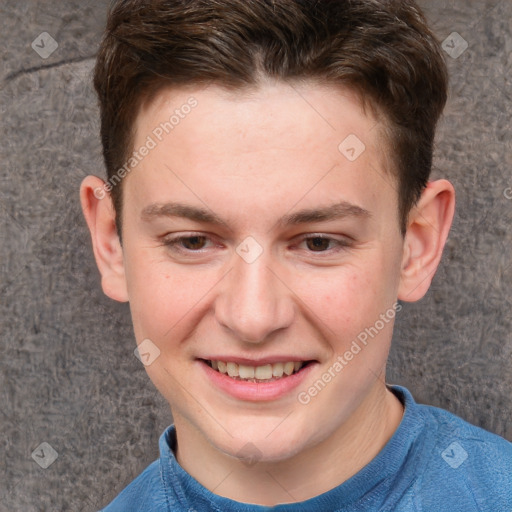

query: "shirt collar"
(158, 385), (430, 511)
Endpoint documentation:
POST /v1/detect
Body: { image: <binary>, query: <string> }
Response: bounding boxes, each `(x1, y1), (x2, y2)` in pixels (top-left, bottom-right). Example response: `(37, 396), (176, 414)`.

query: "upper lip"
(198, 356), (316, 365)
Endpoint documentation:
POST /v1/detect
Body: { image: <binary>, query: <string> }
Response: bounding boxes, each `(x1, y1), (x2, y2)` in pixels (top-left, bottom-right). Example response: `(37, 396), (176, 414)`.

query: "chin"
(210, 420), (308, 464)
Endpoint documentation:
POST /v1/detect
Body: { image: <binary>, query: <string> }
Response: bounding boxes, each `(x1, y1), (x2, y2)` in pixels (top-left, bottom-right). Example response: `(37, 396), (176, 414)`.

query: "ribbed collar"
(159, 385), (432, 511)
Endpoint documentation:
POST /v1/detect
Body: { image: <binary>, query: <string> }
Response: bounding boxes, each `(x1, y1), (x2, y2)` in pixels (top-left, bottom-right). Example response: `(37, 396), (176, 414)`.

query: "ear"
(79, 175), (129, 302)
(398, 179), (455, 302)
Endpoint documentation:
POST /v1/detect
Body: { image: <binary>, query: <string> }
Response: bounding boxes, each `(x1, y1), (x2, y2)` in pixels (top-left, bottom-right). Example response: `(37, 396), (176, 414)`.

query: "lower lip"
(197, 360), (317, 402)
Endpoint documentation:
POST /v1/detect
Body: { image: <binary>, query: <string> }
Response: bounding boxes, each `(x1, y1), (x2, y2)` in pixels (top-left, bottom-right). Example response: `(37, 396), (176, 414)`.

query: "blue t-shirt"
(100, 385), (512, 511)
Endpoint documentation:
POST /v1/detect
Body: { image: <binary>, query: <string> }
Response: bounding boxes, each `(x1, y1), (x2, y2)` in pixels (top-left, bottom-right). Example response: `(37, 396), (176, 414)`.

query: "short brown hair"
(94, 0), (448, 236)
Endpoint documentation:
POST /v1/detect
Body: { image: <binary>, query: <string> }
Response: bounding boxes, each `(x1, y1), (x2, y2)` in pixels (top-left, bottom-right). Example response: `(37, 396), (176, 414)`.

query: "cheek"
(295, 256), (399, 343)
(123, 249), (208, 342)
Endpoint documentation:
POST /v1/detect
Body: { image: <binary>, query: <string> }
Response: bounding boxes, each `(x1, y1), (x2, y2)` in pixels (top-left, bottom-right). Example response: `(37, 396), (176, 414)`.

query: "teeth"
(227, 362), (239, 377)
(254, 364), (273, 379)
(272, 362), (284, 377)
(283, 362), (295, 376)
(208, 360), (305, 380)
(238, 364), (255, 379)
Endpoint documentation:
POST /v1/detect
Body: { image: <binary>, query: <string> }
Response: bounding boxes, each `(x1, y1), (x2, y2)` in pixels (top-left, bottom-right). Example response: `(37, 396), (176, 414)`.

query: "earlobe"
(80, 175), (129, 303)
(398, 179), (455, 302)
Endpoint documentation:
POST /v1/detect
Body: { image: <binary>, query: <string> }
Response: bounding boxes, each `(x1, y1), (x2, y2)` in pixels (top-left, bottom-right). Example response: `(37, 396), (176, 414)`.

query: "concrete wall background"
(1, 1), (510, 510)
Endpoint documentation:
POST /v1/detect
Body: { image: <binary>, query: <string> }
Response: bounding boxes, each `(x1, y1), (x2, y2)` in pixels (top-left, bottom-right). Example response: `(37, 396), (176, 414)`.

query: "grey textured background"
(1, 1), (511, 510)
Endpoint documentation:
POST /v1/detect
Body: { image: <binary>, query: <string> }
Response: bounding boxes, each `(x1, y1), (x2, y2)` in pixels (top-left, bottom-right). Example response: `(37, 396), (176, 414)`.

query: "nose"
(214, 246), (294, 344)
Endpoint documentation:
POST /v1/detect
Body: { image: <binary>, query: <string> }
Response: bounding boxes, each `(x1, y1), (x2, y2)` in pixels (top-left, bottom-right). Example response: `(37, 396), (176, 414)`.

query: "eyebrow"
(278, 201), (371, 226)
(140, 200), (371, 228)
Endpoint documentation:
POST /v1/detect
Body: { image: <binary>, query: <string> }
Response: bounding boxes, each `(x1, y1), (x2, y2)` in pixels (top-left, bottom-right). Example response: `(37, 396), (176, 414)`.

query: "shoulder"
(99, 460), (168, 512)
(410, 395), (512, 510)
(423, 401), (512, 470)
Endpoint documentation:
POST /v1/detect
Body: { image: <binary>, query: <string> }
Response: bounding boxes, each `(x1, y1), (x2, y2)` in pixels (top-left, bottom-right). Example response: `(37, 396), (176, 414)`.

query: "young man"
(80, 0), (512, 510)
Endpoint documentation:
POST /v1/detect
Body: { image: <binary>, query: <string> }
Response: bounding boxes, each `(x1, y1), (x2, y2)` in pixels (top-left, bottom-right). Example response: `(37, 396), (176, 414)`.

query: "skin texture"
(81, 80), (455, 506)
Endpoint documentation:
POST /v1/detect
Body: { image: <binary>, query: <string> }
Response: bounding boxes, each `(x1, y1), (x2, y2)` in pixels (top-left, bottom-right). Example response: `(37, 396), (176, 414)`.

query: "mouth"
(199, 358), (316, 383)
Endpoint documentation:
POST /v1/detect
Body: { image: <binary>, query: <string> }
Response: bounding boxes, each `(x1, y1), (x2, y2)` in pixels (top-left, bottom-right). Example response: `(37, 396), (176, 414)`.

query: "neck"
(173, 382), (404, 506)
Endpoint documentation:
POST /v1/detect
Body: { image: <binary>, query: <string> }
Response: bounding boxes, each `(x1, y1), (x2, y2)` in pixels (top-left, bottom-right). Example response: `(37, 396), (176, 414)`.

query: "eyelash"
(161, 233), (352, 256)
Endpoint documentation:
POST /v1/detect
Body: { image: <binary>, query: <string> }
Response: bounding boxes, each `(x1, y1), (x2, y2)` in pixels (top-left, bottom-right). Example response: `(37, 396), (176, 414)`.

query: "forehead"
(135, 81), (391, 170)
(127, 81), (397, 230)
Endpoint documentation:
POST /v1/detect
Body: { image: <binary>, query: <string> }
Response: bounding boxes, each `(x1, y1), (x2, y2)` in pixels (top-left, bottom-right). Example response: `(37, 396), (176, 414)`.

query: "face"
(120, 81), (405, 461)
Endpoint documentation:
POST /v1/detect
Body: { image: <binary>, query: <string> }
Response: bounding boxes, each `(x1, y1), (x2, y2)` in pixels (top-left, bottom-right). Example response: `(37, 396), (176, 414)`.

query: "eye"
(297, 235), (352, 254)
(162, 234), (213, 253)
(160, 233), (352, 258)
(305, 236), (331, 252)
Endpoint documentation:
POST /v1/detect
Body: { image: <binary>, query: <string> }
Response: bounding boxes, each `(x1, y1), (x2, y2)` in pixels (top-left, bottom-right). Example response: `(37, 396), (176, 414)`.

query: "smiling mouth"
(200, 359), (315, 383)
